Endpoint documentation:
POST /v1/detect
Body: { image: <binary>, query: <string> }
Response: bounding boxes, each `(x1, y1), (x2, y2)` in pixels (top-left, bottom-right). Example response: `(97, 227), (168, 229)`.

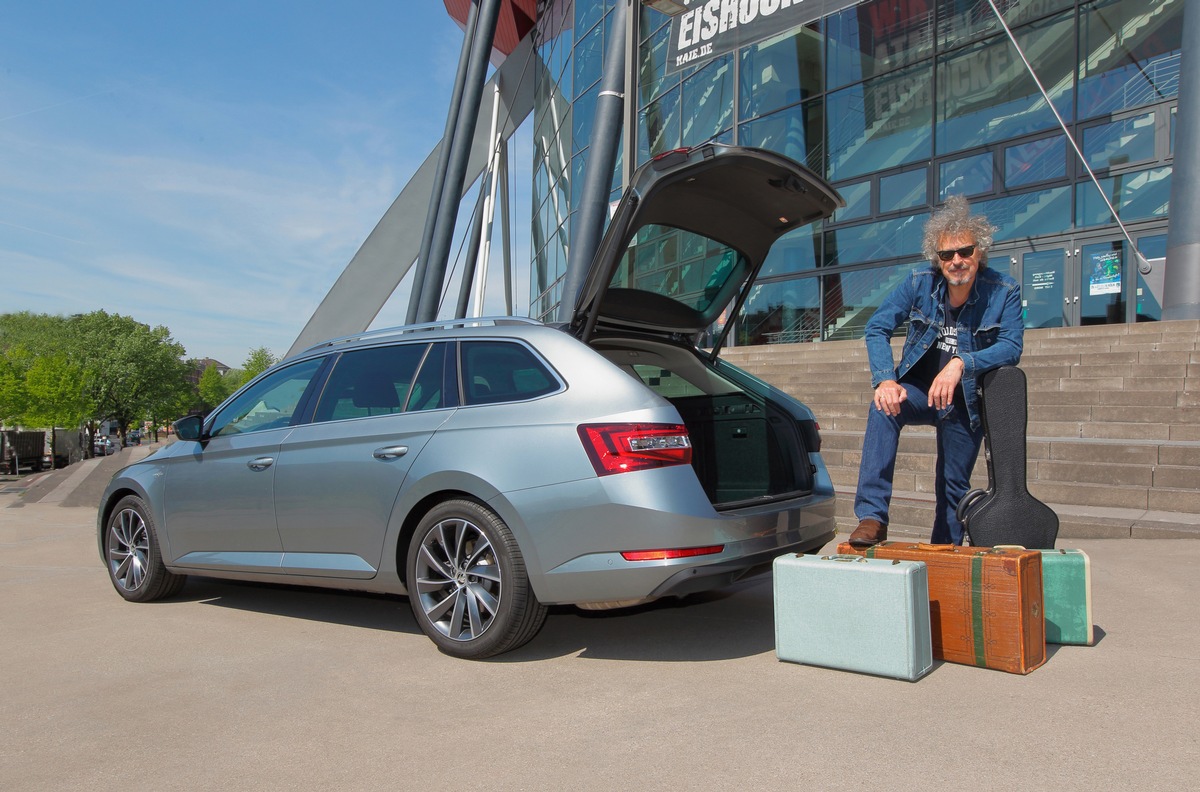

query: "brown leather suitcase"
(837, 542), (1046, 674)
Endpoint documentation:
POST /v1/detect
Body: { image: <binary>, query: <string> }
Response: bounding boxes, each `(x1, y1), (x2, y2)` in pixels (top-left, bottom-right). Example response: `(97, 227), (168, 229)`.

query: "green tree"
(0, 311), (72, 358)
(0, 351), (30, 425)
(0, 313), (70, 425)
(23, 353), (91, 462)
(198, 363), (231, 409)
(71, 311), (189, 447)
(241, 346), (279, 384)
(23, 352), (89, 428)
(0, 310), (198, 454)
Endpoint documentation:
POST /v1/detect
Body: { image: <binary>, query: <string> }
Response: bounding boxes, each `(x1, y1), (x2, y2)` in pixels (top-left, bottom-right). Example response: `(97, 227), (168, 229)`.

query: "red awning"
(442, 0), (538, 63)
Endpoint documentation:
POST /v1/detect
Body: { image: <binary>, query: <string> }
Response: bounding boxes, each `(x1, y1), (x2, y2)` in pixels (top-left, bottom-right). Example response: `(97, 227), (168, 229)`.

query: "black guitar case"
(955, 366), (1059, 548)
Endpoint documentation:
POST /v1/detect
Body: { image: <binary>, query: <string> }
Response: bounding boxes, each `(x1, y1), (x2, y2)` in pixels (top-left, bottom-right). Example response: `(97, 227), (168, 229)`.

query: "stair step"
(833, 488), (1200, 540)
(728, 321), (1200, 529)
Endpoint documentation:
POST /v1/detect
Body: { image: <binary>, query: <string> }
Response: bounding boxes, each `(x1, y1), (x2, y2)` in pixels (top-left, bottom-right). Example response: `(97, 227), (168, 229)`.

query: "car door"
(272, 342), (455, 577)
(163, 356), (326, 570)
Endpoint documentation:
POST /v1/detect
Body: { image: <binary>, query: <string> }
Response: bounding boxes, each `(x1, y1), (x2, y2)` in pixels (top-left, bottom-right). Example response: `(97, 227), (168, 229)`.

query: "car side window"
(209, 357), (325, 437)
(312, 343), (429, 422)
(460, 341), (559, 406)
(405, 342), (447, 412)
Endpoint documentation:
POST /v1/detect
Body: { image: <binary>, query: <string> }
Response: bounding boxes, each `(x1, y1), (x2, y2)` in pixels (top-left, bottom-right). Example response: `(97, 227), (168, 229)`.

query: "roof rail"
(299, 316), (543, 355)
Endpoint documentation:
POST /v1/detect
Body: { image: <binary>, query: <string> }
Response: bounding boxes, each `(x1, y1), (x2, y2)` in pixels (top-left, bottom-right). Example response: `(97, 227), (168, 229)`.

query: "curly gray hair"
(922, 195), (997, 266)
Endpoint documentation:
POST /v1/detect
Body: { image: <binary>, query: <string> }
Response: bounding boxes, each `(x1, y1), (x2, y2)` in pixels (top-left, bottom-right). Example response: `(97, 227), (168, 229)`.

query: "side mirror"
(173, 414), (206, 441)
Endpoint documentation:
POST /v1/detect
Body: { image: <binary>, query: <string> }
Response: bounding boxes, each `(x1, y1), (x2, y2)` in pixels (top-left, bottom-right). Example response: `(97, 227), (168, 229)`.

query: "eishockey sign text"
(666, 0), (860, 74)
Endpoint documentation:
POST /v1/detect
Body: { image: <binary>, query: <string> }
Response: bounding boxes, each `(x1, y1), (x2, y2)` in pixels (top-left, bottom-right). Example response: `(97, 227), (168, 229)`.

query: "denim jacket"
(864, 265), (1024, 430)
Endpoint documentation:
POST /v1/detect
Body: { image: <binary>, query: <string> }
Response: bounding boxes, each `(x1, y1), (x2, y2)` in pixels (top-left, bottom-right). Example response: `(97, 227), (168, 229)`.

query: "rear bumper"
(646, 531), (836, 598)
(503, 469), (837, 605)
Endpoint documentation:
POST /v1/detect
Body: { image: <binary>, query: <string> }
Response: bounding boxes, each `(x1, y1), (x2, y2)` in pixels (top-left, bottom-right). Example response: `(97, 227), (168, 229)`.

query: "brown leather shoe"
(848, 519), (887, 548)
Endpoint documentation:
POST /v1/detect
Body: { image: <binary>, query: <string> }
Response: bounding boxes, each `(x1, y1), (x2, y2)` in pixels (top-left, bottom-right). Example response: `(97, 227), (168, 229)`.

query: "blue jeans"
(853, 381), (984, 545)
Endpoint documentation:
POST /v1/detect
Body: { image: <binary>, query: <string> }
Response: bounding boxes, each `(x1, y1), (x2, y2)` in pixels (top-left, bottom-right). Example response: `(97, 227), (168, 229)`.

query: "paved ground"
(1, 464), (1197, 790)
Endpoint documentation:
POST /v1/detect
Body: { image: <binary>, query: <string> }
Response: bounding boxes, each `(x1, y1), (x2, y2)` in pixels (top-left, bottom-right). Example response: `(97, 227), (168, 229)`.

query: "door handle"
(372, 445), (409, 459)
(247, 457), (274, 471)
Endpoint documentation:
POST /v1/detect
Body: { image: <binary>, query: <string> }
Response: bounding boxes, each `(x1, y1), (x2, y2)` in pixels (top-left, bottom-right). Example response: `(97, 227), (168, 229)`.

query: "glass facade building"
(529, 0), (1181, 343)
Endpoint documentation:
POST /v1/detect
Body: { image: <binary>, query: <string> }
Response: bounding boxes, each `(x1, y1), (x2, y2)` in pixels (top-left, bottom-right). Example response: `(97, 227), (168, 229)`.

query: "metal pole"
(473, 84), (505, 317)
(621, 0), (638, 189)
(1164, 0), (1200, 320)
(455, 184), (489, 318)
(499, 143), (513, 314)
(405, 0), (479, 324)
(414, 0), (504, 324)
(559, 0), (629, 322)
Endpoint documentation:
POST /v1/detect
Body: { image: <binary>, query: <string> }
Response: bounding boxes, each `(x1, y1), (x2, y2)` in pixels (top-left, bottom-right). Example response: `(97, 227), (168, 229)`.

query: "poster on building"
(666, 0), (860, 74)
(1088, 249), (1122, 296)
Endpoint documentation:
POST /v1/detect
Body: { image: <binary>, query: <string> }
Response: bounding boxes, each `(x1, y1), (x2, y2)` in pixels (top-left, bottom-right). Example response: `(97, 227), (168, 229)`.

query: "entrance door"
(1016, 236), (1144, 328)
(1019, 248), (1069, 329)
(1078, 239), (1129, 325)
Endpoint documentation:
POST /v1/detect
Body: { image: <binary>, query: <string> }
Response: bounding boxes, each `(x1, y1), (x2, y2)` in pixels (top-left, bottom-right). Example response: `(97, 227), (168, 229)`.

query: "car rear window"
(460, 341), (559, 405)
(611, 224), (750, 317)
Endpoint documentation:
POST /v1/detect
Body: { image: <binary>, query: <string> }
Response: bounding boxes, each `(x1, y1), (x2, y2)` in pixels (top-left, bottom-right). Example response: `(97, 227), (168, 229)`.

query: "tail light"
(577, 423), (692, 476)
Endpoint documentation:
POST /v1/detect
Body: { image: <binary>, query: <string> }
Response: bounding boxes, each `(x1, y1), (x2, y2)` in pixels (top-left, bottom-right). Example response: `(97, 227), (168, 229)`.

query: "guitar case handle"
(956, 488), (989, 524)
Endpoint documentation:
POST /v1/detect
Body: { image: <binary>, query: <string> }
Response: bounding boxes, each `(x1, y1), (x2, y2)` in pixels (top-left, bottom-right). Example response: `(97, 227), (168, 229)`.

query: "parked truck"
(1, 430), (46, 474)
(46, 428), (84, 469)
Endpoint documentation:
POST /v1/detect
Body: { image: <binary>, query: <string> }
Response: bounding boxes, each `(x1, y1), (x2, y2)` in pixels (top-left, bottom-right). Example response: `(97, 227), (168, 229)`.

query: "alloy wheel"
(107, 507), (149, 592)
(413, 517), (503, 642)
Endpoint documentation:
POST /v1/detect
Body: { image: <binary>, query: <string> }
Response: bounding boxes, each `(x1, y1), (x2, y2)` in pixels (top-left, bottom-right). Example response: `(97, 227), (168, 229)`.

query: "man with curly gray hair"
(848, 196), (1024, 547)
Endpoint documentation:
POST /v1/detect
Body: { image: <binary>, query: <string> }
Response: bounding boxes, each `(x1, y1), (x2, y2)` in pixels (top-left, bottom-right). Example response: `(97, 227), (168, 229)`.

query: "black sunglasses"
(936, 244), (976, 262)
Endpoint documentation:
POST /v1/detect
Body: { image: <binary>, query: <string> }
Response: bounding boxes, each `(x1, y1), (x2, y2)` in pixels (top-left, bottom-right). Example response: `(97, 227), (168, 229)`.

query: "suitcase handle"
(916, 543), (956, 552)
(821, 554), (903, 566)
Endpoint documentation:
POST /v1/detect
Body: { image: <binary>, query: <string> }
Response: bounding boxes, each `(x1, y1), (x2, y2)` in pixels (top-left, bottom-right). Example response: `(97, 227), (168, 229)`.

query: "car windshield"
(609, 224), (750, 318)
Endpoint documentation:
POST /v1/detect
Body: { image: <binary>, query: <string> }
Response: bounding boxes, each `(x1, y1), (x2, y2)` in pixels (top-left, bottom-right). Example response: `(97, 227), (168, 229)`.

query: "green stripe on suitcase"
(971, 554), (985, 667)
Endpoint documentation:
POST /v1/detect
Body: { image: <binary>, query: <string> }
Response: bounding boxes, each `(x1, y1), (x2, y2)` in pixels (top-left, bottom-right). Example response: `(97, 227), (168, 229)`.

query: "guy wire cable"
(984, 0), (1152, 273)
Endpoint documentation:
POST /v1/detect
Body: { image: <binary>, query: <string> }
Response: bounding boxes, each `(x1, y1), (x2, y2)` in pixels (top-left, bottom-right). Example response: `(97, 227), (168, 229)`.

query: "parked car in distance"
(97, 143), (844, 659)
(93, 437), (119, 456)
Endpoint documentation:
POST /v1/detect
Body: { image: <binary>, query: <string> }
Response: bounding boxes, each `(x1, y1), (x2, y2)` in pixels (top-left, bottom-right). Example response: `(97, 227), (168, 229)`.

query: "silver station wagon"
(98, 143), (844, 658)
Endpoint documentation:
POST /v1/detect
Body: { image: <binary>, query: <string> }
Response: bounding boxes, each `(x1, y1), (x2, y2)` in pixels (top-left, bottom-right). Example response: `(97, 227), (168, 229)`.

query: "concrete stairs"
(722, 319), (1200, 540)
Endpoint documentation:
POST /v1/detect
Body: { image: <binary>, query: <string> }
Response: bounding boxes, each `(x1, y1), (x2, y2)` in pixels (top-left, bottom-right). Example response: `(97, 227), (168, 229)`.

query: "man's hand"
(873, 379), (907, 416)
(928, 357), (965, 410)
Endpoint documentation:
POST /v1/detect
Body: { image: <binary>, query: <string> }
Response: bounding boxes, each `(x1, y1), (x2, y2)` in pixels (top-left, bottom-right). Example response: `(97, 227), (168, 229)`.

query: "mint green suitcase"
(998, 545), (1094, 645)
(1041, 549), (1094, 645)
(773, 553), (933, 681)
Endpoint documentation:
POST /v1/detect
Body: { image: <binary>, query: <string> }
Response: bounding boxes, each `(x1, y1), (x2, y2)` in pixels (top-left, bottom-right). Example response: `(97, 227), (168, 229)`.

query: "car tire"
(406, 499), (547, 659)
(103, 495), (186, 602)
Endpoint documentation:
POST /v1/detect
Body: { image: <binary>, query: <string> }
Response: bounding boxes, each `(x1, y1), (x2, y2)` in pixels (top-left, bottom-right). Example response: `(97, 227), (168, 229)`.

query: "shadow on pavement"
(505, 577), (775, 663)
(155, 572), (776, 662)
(172, 578), (423, 636)
(166, 572), (1107, 664)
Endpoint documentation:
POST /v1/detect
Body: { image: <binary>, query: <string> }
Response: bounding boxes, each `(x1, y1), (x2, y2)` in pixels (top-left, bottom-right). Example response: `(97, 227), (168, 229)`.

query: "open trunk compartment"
(670, 392), (814, 508)
(592, 337), (819, 510)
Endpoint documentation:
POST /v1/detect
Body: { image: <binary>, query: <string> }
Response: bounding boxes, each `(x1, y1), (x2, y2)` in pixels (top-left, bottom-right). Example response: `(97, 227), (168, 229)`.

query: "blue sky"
(1, 1), (527, 367)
